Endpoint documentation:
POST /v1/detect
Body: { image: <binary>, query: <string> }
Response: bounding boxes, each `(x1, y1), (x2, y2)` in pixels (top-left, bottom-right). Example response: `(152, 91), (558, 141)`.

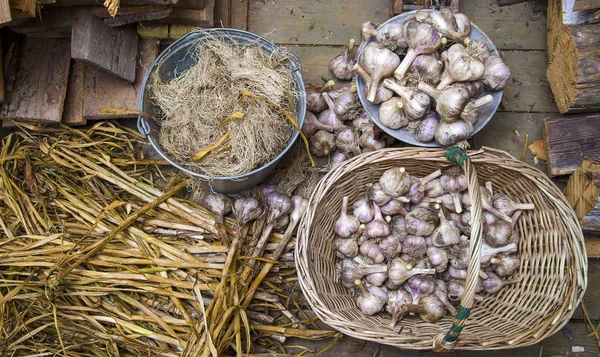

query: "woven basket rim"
(295, 147), (587, 351)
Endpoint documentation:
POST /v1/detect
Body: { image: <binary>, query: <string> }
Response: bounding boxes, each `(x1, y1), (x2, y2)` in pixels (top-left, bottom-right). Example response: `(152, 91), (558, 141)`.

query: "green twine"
(446, 146), (470, 167)
(443, 305), (472, 342)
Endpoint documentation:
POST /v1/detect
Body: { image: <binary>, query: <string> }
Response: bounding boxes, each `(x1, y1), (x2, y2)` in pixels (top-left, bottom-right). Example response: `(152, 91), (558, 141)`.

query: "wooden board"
(586, 236), (600, 257)
(92, 5), (170, 18)
(0, 0), (11, 24)
(8, 0), (35, 18)
(543, 113), (600, 176)
(51, 0), (179, 6)
(10, 7), (72, 36)
(105, 7), (172, 26)
(571, 258), (600, 320)
(82, 39), (159, 120)
(573, 0), (600, 11)
(156, 8), (212, 26)
(137, 22), (169, 38)
(213, 0), (230, 27)
(496, 0), (529, 5)
(3, 34), (21, 92)
(71, 9), (139, 83)
(230, 0), (247, 30)
(0, 36), (4, 103)
(0, 38), (71, 123)
(62, 61), (87, 125)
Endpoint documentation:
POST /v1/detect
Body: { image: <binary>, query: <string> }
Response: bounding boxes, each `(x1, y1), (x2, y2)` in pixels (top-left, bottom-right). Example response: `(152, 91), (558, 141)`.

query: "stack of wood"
(0, 0), (248, 126)
(547, 0), (600, 113)
(390, 0), (459, 17)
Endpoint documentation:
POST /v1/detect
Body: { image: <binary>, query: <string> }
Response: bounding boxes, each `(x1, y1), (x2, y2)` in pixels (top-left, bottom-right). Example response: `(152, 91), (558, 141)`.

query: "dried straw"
(150, 38), (298, 177)
(0, 122), (338, 356)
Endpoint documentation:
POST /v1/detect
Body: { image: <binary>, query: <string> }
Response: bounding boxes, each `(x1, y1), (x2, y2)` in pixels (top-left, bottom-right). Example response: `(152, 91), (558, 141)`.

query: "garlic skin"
(400, 295), (446, 323)
(368, 182), (393, 206)
(418, 82), (471, 123)
(491, 254), (520, 277)
(407, 53), (443, 85)
(353, 194), (375, 223)
(461, 95), (493, 125)
(335, 196), (361, 238)
(388, 257), (436, 286)
(335, 128), (362, 156)
(309, 130), (336, 156)
(390, 215), (408, 237)
(318, 92), (345, 131)
(306, 80), (335, 113)
(379, 167), (411, 197)
(232, 197), (263, 227)
(437, 44), (485, 89)
(355, 64), (394, 104)
(359, 127), (387, 151)
(394, 21), (441, 81)
(435, 120), (473, 147)
(360, 240), (386, 264)
(386, 289), (413, 327)
(302, 111), (334, 138)
(481, 54), (511, 91)
(483, 221), (513, 247)
(383, 79), (431, 121)
(355, 279), (388, 315)
(335, 235), (359, 258)
(330, 39), (356, 80)
(414, 112), (439, 143)
(364, 204), (391, 238)
(334, 85), (361, 120)
(405, 206), (438, 236)
(379, 234), (403, 260)
(427, 246), (449, 273)
(379, 97), (409, 129)
(341, 259), (388, 288)
(360, 43), (401, 103)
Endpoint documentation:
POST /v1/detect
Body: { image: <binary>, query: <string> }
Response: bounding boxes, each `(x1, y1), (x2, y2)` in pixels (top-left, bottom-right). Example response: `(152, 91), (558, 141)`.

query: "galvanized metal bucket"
(138, 28), (305, 193)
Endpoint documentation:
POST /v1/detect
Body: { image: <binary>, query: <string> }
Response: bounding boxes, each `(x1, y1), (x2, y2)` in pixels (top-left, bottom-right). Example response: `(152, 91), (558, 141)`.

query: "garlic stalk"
(354, 64), (394, 104)
(335, 196), (361, 238)
(318, 92), (344, 131)
(461, 95), (493, 125)
(340, 258), (388, 288)
(388, 257), (436, 285)
(492, 193), (535, 216)
(379, 97), (409, 129)
(355, 279), (388, 315)
(302, 111), (333, 138)
(383, 79), (431, 121)
(330, 39), (357, 80)
(400, 295), (446, 322)
(439, 166), (467, 213)
(306, 80), (335, 113)
(437, 44), (485, 89)
(360, 43), (401, 103)
(394, 21), (441, 82)
(379, 167), (412, 198)
(386, 289), (413, 327)
(309, 130), (336, 157)
(417, 82), (471, 123)
(335, 127), (362, 156)
(481, 54), (511, 91)
(360, 240), (385, 264)
(364, 204), (391, 238)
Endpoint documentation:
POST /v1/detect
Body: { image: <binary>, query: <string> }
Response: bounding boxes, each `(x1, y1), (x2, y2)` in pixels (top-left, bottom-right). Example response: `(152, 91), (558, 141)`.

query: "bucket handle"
(433, 147), (484, 352)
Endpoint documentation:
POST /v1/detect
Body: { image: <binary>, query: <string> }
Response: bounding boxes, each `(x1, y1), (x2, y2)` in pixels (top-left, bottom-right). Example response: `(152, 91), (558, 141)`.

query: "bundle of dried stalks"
(0, 122), (338, 356)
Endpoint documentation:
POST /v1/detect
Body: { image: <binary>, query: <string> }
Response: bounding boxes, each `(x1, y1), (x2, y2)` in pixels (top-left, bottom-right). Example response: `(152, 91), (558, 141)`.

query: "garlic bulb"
(394, 21), (441, 81)
(335, 234), (359, 258)
(400, 295), (445, 322)
(388, 257), (436, 286)
(354, 64), (394, 104)
(413, 111), (439, 143)
(353, 193), (375, 223)
(318, 92), (344, 131)
(451, 81), (484, 98)
(360, 240), (385, 264)
(425, 178), (445, 198)
(334, 85), (361, 120)
(481, 54), (511, 91)
(454, 13), (471, 41)
(490, 254), (520, 277)
(415, 9), (468, 44)
(309, 130), (336, 156)
(434, 279), (458, 315)
(390, 215), (408, 237)
(379, 234), (403, 261)
(366, 271), (388, 287)
(386, 289), (413, 327)
(379, 167), (411, 198)
(266, 192), (293, 224)
(461, 95), (493, 125)
(341, 258), (388, 288)
(481, 242), (518, 265)
(335, 128), (361, 156)
(232, 197), (263, 227)
(448, 266), (467, 280)
(405, 206), (438, 236)
(427, 246), (448, 273)
(306, 80), (335, 113)
(437, 44), (485, 89)
(272, 214), (290, 232)
(355, 21), (378, 61)
(407, 53), (443, 85)
(367, 182), (392, 206)
(479, 187), (513, 222)
(439, 166), (467, 213)
(335, 196), (361, 238)
(204, 193), (232, 224)
(355, 279), (388, 315)
(379, 97), (409, 129)
(302, 111), (334, 138)
(401, 235), (427, 258)
(492, 193), (535, 216)
(364, 204), (391, 238)
(432, 211), (461, 247)
(482, 271), (520, 294)
(360, 43), (401, 103)
(435, 120), (473, 147)
(405, 275), (436, 304)
(418, 82), (471, 123)
(447, 280), (484, 302)
(319, 151), (348, 173)
(330, 39), (356, 80)
(359, 127), (387, 151)
(380, 199), (408, 216)
(374, 22), (408, 51)
(465, 38), (491, 61)
(383, 79), (431, 121)
(407, 169), (442, 204)
(483, 221), (513, 247)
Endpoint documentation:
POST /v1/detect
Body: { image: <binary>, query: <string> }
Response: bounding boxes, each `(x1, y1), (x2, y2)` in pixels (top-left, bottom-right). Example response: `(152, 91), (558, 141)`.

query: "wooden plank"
(496, 0), (529, 5)
(565, 158), (600, 220)
(213, 0), (230, 27)
(62, 61), (87, 126)
(174, 0), (205, 8)
(10, 7), (72, 36)
(248, 0), (390, 46)
(8, 0), (35, 18)
(156, 8), (212, 26)
(3, 34), (21, 92)
(460, 0), (547, 51)
(0, 36), (4, 103)
(230, 0), (247, 30)
(50, 0), (179, 6)
(71, 9), (139, 83)
(571, 258), (600, 320)
(586, 236), (600, 257)
(92, 5), (170, 18)
(0, 37), (71, 123)
(137, 21), (169, 38)
(82, 39), (159, 120)
(573, 0), (600, 11)
(0, 0), (11, 24)
(104, 8), (172, 27)
(169, 24), (198, 39)
(543, 113), (600, 176)
(583, 201), (600, 235)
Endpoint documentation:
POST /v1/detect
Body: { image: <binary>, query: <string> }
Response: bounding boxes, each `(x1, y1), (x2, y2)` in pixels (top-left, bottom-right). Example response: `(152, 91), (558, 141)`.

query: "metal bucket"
(138, 28), (306, 193)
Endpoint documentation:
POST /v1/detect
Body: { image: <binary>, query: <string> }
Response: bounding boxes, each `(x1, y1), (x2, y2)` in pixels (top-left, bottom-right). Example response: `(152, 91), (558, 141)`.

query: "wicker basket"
(296, 147), (587, 351)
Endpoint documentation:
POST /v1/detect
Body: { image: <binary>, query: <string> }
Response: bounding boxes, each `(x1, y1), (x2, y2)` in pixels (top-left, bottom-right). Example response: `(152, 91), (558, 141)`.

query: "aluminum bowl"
(355, 10), (503, 147)
(138, 28), (305, 193)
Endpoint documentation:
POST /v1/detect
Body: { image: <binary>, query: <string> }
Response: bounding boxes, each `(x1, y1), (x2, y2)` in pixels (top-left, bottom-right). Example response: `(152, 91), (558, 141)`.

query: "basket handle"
(433, 147), (484, 352)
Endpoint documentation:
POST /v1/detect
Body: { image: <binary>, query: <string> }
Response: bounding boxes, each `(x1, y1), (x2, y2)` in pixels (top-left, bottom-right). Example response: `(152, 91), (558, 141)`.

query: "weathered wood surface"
(82, 39), (159, 120)
(3, 34), (20, 92)
(0, 0), (11, 24)
(71, 9), (139, 83)
(213, 0), (230, 27)
(10, 7), (72, 36)
(62, 61), (87, 125)
(547, 24), (600, 113)
(543, 113), (600, 176)
(0, 37), (4, 103)
(572, 258), (600, 319)
(156, 7), (212, 26)
(573, 0), (600, 11)
(230, 0), (248, 30)
(51, 0), (179, 6)
(92, 4), (170, 17)
(8, 0), (35, 18)
(137, 21), (169, 38)
(0, 37), (71, 123)
(565, 159), (600, 220)
(496, 0), (529, 6)
(106, 7), (172, 26)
